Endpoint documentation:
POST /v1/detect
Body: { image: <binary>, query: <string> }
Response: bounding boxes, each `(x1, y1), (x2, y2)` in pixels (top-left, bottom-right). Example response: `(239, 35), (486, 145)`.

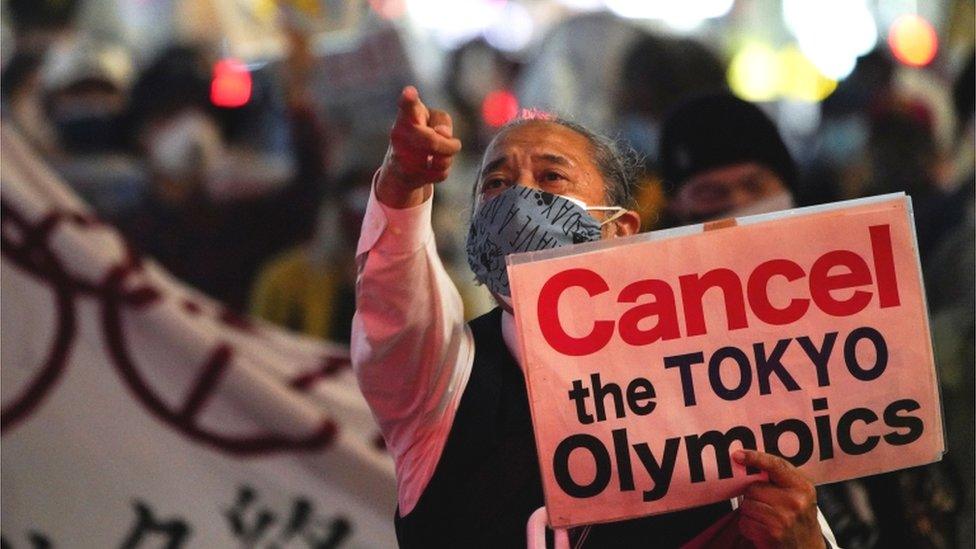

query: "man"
(659, 93), (797, 225)
(353, 86), (832, 547)
(659, 93), (886, 548)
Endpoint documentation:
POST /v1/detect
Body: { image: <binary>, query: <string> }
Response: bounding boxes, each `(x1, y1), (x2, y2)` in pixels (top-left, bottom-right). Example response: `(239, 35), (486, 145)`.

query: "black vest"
(394, 308), (731, 548)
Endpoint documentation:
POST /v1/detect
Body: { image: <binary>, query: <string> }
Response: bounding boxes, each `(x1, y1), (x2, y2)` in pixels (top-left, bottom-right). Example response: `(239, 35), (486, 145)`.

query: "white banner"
(0, 124), (397, 548)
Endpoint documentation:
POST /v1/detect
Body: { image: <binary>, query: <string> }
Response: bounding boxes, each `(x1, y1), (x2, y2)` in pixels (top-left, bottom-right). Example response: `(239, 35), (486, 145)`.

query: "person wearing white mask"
(659, 93), (798, 225)
(141, 106), (226, 204)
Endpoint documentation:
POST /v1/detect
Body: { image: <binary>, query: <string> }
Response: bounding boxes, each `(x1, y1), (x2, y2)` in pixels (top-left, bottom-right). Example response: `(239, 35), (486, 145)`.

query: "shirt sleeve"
(350, 176), (474, 515)
(817, 506), (840, 548)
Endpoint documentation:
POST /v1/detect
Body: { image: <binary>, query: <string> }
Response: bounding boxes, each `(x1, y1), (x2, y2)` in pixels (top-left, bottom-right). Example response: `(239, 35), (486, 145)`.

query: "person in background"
(614, 33), (727, 230)
(443, 37), (522, 152)
(2, 0), (97, 157)
(121, 45), (252, 306)
(276, 21), (333, 245)
(123, 35), (331, 311)
(852, 97), (965, 549)
(250, 169), (371, 343)
(125, 45), (225, 205)
(36, 38), (146, 219)
(908, 51), (974, 549)
(657, 91), (888, 548)
(40, 39), (131, 154)
(862, 100), (955, 263)
(439, 39), (525, 319)
(797, 50), (896, 209)
(658, 93), (797, 227)
(616, 34), (727, 164)
(659, 90), (968, 549)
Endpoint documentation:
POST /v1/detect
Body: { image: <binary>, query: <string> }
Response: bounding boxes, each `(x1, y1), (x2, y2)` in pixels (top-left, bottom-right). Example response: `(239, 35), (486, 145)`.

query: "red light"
(888, 15), (938, 67)
(481, 89), (519, 128)
(211, 58), (252, 108)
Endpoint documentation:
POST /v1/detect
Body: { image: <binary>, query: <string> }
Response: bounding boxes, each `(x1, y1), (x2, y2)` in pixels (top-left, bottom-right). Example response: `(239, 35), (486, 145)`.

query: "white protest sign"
(508, 195), (943, 528)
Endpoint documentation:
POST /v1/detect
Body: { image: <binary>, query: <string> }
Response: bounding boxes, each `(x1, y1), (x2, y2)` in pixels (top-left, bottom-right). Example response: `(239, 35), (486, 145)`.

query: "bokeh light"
(729, 43), (837, 103)
(211, 58), (252, 108)
(483, 1), (535, 52)
(728, 43), (781, 102)
(783, 0), (877, 80)
(553, 0), (605, 10)
(888, 14), (939, 67)
(406, 0), (509, 49)
(482, 89), (520, 127)
(778, 46), (837, 102)
(605, 0), (734, 29)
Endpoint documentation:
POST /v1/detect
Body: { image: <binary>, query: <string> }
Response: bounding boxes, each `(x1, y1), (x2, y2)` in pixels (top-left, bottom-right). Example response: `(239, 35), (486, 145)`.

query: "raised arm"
(374, 86), (459, 207)
(350, 87), (470, 514)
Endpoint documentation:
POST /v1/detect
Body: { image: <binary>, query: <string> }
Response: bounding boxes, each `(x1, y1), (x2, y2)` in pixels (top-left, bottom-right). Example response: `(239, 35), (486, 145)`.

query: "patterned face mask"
(465, 183), (625, 297)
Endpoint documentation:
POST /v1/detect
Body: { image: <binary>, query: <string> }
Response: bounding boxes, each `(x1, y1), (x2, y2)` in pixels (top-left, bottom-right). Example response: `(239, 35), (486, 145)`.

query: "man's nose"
(514, 168), (538, 189)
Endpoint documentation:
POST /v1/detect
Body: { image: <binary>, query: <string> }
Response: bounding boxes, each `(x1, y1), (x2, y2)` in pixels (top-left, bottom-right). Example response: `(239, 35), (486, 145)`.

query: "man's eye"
(483, 177), (507, 190)
(542, 171), (565, 182)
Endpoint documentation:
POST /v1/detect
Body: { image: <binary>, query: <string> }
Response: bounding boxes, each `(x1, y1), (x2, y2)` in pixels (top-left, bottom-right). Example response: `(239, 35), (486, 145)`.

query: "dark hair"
(474, 116), (643, 210)
(126, 45), (211, 135)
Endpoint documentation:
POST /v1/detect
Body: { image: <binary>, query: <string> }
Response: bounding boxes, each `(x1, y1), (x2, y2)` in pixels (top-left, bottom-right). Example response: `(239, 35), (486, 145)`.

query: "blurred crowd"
(1, 0), (973, 547)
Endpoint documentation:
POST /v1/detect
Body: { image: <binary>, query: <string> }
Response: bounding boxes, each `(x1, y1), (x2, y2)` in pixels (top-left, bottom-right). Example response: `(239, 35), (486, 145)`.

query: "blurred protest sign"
(308, 23), (415, 173)
(0, 125), (397, 546)
(507, 194), (943, 528)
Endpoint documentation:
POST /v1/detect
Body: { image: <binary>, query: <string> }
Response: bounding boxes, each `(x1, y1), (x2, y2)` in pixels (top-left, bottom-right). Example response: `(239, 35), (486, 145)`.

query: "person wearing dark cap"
(660, 93), (914, 549)
(660, 93), (797, 225)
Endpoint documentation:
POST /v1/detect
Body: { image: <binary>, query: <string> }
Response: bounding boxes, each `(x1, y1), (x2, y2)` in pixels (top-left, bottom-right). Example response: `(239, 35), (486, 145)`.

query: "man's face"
(476, 121), (641, 238)
(669, 162), (791, 224)
(477, 121), (611, 213)
(472, 121), (641, 305)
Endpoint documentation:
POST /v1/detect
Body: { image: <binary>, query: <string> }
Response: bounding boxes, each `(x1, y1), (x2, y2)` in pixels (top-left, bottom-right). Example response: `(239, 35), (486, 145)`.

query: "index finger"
(429, 108), (453, 137)
(397, 85), (428, 126)
(733, 450), (807, 488)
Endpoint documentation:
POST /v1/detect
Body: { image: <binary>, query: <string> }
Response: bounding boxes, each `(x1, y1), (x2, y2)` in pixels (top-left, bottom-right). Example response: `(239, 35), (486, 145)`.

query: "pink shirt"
(351, 183), (478, 515)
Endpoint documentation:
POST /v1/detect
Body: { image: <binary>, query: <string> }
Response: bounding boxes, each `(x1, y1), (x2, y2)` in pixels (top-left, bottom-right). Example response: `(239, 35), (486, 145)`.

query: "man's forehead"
(481, 121), (593, 167)
(481, 153), (574, 177)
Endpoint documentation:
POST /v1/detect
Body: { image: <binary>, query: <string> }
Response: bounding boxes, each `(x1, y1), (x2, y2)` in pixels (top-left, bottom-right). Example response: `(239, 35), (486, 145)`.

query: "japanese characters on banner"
(0, 125), (397, 547)
(507, 195), (944, 528)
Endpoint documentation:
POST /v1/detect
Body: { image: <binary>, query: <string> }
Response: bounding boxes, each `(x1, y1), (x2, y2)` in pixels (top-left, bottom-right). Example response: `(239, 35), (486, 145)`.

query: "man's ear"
(611, 209), (642, 237)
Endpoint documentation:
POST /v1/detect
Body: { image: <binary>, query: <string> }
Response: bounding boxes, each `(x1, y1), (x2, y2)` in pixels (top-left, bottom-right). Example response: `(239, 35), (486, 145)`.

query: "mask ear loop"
(587, 206), (627, 226)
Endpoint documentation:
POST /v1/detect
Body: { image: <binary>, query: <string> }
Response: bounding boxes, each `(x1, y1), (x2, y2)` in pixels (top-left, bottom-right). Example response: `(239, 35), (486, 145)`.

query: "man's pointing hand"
(377, 86), (462, 208)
